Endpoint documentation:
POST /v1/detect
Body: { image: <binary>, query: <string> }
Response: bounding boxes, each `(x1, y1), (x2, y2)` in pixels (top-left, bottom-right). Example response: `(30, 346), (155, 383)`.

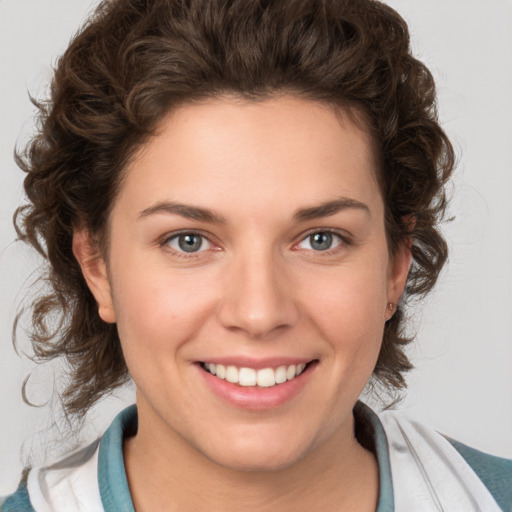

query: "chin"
(212, 450), (303, 474)
(200, 430), (314, 473)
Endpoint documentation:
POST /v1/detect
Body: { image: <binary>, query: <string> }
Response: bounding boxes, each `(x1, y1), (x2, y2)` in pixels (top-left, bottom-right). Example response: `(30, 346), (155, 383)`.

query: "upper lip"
(197, 356), (315, 369)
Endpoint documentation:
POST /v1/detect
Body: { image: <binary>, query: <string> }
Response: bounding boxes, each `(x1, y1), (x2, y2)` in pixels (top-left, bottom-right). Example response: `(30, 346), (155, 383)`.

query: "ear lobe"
(72, 230), (116, 324)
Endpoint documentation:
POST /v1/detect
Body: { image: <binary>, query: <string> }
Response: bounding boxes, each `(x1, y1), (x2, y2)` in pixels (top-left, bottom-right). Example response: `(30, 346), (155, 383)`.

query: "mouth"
(199, 361), (313, 388)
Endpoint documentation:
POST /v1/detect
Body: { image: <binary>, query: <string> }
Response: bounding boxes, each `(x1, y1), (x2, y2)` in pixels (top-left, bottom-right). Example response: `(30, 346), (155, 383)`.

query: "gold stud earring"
(386, 302), (395, 320)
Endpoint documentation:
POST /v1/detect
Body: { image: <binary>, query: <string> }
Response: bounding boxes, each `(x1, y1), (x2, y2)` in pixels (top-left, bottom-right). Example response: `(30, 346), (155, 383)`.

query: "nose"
(217, 249), (300, 339)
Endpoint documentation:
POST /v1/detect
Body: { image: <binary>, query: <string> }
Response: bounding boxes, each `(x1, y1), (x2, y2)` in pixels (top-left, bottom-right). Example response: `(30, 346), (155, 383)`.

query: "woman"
(2, 0), (511, 510)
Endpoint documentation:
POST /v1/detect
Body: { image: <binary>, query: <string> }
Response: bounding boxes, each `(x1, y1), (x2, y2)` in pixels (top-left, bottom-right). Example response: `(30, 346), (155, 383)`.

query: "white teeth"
(275, 366), (287, 384)
(216, 364), (226, 379)
(203, 362), (308, 387)
(256, 368), (275, 387)
(225, 365), (238, 383)
(239, 367), (257, 386)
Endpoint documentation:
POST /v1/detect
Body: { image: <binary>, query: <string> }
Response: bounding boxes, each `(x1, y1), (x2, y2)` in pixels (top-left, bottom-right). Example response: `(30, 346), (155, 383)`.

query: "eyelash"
(160, 230), (215, 258)
(293, 229), (350, 254)
(160, 229), (350, 258)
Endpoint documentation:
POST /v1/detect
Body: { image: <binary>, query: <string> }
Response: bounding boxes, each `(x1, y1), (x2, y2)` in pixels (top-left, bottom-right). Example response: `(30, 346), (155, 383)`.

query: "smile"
(201, 362), (308, 388)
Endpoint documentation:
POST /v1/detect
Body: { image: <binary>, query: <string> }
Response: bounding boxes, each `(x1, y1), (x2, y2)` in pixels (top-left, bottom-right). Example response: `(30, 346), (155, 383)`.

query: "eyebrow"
(138, 197), (370, 224)
(138, 201), (227, 223)
(292, 198), (370, 221)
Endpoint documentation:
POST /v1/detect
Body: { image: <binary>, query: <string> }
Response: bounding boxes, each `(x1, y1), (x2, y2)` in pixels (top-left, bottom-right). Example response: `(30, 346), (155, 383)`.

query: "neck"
(124, 401), (379, 512)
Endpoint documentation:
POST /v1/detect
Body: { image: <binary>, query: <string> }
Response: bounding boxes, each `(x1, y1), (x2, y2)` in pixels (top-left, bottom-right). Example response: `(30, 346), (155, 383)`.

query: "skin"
(74, 95), (410, 511)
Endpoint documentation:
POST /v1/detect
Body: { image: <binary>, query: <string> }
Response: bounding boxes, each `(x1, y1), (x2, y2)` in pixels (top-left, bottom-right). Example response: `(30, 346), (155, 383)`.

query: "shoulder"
(377, 408), (512, 512)
(1, 405), (137, 512)
(447, 437), (512, 512)
(1, 485), (34, 512)
(1, 439), (103, 512)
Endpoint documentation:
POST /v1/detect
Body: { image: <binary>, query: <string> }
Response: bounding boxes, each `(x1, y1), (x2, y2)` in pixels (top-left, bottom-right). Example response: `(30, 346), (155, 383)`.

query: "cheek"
(300, 258), (389, 370)
(307, 264), (388, 329)
(110, 262), (218, 362)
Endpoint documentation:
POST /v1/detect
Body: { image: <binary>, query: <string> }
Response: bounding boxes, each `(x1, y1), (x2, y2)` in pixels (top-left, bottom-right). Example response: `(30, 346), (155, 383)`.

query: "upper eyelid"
(160, 232), (221, 261)
(290, 229), (351, 254)
(159, 230), (218, 255)
(295, 228), (350, 243)
(158, 228), (350, 251)
(161, 229), (213, 244)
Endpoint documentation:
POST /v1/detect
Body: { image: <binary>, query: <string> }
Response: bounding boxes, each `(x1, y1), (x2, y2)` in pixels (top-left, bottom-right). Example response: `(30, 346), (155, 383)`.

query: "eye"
(166, 233), (212, 253)
(297, 231), (344, 252)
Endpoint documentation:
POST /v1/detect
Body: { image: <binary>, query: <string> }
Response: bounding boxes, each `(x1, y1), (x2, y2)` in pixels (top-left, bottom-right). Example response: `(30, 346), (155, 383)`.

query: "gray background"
(1, 0), (511, 495)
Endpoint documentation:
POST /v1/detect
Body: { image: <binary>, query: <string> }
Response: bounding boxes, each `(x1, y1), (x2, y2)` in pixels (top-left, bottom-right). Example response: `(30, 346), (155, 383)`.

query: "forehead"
(117, 95), (382, 219)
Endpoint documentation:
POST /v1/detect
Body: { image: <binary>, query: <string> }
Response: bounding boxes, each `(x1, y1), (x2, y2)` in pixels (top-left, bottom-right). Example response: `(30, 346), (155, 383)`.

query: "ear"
(386, 239), (412, 320)
(72, 229), (116, 323)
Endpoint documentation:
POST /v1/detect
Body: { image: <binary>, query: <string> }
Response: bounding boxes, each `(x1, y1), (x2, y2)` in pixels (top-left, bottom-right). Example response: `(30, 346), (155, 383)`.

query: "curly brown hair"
(14, 0), (454, 418)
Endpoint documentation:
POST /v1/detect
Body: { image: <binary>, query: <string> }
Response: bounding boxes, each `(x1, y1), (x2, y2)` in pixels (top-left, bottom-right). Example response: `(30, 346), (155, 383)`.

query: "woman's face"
(80, 96), (409, 471)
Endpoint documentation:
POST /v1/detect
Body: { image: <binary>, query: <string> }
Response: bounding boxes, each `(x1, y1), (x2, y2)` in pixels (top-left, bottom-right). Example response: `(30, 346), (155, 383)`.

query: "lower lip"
(197, 363), (316, 410)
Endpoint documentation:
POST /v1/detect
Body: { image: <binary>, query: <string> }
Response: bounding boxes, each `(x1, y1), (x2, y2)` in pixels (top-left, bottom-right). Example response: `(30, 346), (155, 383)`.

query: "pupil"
(311, 232), (332, 251)
(178, 234), (202, 252)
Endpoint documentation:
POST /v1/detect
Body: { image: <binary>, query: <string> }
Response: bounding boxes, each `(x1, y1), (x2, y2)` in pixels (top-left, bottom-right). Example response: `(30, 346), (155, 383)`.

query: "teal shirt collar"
(98, 405), (137, 512)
